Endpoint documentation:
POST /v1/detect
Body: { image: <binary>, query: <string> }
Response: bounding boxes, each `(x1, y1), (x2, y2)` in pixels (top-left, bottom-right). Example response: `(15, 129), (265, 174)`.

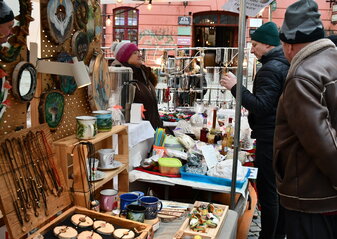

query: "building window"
(113, 7), (139, 44)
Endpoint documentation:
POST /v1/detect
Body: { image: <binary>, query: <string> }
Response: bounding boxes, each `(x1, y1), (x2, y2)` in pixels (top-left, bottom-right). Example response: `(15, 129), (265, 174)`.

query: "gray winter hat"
(0, 0), (14, 24)
(279, 0), (324, 44)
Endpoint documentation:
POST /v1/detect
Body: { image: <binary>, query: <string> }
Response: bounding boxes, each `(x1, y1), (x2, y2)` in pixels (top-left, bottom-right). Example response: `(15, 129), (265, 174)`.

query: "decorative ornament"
(56, 52), (77, 94)
(71, 31), (89, 61)
(47, 0), (74, 44)
(74, 0), (89, 30)
(88, 53), (112, 111)
(39, 90), (65, 130)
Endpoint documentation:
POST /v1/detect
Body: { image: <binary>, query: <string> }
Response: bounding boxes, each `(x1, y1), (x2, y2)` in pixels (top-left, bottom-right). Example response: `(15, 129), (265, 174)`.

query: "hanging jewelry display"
(88, 53), (112, 111)
(0, 0), (33, 62)
(57, 52), (77, 94)
(0, 125), (70, 239)
(74, 0), (89, 30)
(12, 62), (37, 102)
(0, 68), (11, 121)
(46, 0), (74, 44)
(71, 31), (89, 61)
(39, 90), (65, 130)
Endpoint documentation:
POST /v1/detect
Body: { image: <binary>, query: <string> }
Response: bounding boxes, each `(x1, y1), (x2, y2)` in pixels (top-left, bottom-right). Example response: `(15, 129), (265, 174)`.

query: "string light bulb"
(106, 15), (112, 26)
(147, 0), (152, 10)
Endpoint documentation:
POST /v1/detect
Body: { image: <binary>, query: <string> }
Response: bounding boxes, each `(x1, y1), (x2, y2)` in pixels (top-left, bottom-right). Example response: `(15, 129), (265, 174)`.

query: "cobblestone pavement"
(248, 208), (261, 239)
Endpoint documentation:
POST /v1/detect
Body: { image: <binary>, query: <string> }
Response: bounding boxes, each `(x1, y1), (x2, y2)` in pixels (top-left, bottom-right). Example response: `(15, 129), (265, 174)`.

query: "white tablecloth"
(125, 121), (154, 170)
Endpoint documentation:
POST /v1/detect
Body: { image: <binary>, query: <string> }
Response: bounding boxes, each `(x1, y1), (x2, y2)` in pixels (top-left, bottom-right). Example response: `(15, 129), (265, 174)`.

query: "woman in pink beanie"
(111, 42), (162, 130)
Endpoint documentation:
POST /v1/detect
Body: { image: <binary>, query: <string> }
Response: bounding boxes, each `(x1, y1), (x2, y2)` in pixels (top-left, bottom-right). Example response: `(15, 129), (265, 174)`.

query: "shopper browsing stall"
(220, 22), (289, 239)
(275, 1), (337, 238)
(111, 42), (163, 130)
(0, 0), (14, 44)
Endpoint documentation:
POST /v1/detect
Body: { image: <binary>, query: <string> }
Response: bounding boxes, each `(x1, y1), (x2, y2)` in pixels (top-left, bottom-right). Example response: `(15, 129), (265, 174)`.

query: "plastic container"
(158, 158), (182, 175)
(180, 165), (249, 188)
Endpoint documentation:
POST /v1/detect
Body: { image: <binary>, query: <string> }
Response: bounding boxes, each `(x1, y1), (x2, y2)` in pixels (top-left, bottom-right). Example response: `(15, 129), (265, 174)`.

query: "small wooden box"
(174, 201), (228, 239)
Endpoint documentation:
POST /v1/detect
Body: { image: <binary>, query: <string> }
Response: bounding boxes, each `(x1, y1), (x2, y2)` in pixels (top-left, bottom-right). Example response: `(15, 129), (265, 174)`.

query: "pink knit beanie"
(111, 42), (139, 63)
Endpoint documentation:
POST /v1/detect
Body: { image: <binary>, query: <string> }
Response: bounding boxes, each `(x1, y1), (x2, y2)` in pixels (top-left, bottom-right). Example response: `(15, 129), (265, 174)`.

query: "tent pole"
(230, 0), (246, 210)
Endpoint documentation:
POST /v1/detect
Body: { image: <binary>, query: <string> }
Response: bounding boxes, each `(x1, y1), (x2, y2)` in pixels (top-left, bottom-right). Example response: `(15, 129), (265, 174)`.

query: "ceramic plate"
(88, 170), (105, 182)
(98, 161), (123, 171)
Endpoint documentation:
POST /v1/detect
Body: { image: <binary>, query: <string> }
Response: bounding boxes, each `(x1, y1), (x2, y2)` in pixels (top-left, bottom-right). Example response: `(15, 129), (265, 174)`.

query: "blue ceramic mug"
(139, 196), (163, 220)
(93, 110), (113, 132)
(120, 193), (139, 211)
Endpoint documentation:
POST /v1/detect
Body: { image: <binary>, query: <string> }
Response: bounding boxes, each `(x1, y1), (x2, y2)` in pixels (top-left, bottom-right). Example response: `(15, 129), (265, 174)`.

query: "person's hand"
(220, 71), (237, 90)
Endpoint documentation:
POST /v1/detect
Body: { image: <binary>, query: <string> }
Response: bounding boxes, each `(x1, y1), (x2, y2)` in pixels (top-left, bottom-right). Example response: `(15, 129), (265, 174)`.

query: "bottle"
(207, 108), (218, 144)
(221, 133), (228, 155)
(200, 118), (209, 143)
(225, 117), (234, 148)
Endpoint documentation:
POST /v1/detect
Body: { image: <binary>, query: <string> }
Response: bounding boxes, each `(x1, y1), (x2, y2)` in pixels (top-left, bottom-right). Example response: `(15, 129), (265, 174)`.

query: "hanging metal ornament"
(46, 0), (74, 44)
(71, 31), (89, 61)
(39, 90), (65, 130)
(88, 53), (112, 111)
(56, 52), (77, 94)
(74, 0), (89, 30)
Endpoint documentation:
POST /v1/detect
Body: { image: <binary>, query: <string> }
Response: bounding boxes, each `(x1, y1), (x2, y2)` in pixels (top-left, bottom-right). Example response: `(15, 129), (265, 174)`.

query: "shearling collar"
(289, 39), (335, 77)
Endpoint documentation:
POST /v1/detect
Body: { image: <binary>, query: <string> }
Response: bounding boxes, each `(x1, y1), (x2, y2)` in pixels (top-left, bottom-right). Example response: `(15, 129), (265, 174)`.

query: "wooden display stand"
(174, 201), (229, 239)
(0, 124), (152, 239)
(53, 125), (129, 208)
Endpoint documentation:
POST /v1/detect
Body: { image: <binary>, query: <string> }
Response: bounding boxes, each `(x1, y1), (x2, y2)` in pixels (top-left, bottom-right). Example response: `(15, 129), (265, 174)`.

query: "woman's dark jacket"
(231, 46), (290, 141)
(113, 61), (162, 130)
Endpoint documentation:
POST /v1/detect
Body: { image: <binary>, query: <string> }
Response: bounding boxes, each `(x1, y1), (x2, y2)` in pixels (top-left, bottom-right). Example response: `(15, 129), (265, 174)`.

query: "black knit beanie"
(0, 0), (14, 24)
(251, 22), (280, 46)
(279, 0), (324, 44)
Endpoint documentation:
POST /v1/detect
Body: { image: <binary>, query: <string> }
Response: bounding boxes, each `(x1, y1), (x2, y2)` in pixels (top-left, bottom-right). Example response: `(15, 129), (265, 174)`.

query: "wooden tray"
(174, 201), (228, 239)
(28, 206), (152, 239)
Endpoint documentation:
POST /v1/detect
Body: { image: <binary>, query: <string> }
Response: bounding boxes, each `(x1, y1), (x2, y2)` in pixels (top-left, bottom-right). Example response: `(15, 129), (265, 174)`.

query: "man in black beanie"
(274, 0), (337, 238)
(0, 0), (14, 44)
(221, 21), (289, 239)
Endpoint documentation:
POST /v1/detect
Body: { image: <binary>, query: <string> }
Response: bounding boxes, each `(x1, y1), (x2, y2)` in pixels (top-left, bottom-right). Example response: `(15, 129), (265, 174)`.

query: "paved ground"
(247, 208), (261, 239)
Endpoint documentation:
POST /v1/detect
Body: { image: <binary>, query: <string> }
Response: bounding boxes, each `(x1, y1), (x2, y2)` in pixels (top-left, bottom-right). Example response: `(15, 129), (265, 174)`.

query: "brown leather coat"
(274, 39), (337, 213)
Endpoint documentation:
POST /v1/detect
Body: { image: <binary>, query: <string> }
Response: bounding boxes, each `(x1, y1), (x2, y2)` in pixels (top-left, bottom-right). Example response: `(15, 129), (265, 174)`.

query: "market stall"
(0, 0), (259, 238)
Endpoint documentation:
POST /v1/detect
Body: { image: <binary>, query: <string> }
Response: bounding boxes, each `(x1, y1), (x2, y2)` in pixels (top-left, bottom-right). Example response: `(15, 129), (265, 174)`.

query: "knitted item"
(251, 22), (280, 46)
(111, 41), (139, 63)
(279, 0), (324, 44)
(0, 0), (14, 24)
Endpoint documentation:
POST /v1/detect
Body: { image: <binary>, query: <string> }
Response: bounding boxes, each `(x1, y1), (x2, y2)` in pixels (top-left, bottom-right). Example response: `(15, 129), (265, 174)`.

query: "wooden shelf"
(53, 125), (129, 208)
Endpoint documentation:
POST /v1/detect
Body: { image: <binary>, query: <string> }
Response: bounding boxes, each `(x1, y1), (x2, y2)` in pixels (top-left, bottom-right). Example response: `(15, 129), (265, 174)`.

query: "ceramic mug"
(93, 110), (113, 132)
(76, 116), (97, 139)
(98, 149), (115, 168)
(120, 193), (139, 211)
(139, 196), (163, 220)
(100, 189), (119, 212)
(125, 204), (146, 223)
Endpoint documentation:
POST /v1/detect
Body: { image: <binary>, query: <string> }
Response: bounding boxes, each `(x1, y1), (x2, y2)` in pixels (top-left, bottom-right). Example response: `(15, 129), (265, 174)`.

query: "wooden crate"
(28, 206), (153, 239)
(174, 201), (229, 239)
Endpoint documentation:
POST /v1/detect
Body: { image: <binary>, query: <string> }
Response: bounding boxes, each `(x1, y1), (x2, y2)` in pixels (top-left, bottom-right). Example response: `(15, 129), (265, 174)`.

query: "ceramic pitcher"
(76, 116), (97, 139)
